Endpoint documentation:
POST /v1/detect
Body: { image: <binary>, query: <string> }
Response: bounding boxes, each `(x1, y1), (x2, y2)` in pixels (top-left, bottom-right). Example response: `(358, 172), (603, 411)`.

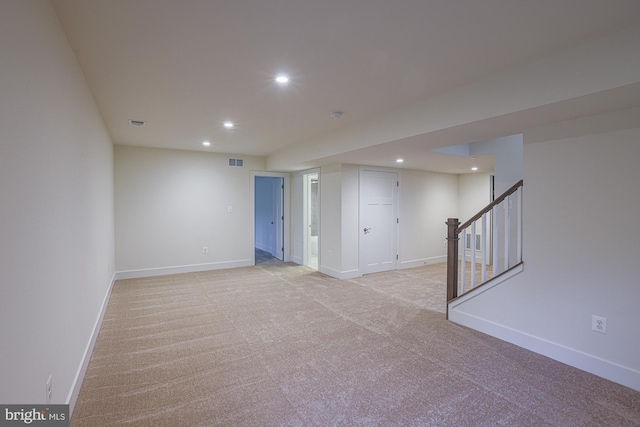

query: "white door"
(360, 169), (398, 274)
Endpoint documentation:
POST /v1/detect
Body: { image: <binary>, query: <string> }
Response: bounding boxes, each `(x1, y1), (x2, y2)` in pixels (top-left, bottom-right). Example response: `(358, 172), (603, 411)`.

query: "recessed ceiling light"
(275, 74), (290, 85)
(330, 110), (343, 119)
(471, 166), (478, 171)
(128, 119), (146, 127)
(202, 141), (211, 147)
(223, 121), (234, 129)
(396, 159), (404, 163)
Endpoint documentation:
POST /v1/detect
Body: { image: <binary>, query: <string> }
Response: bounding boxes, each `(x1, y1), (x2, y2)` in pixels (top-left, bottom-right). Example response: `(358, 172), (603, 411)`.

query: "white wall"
(449, 107), (640, 390)
(318, 164), (343, 277)
(290, 171), (305, 265)
(0, 0), (115, 407)
(457, 172), (492, 222)
(400, 170), (459, 268)
(471, 134), (522, 195)
(115, 146), (265, 277)
(341, 165), (360, 275)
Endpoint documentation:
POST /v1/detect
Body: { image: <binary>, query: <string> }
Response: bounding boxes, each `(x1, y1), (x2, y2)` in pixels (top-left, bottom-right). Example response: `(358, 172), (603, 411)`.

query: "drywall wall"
(399, 170), (459, 268)
(290, 170), (305, 265)
(0, 0), (115, 407)
(318, 164), (343, 277)
(449, 107), (640, 390)
(457, 172), (492, 222)
(340, 165), (360, 276)
(471, 135), (522, 195)
(115, 146), (265, 276)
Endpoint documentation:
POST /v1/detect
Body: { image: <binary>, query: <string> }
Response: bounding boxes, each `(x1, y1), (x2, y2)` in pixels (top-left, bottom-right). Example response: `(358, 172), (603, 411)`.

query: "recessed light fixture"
(202, 141), (211, 147)
(396, 159), (404, 163)
(275, 74), (290, 85)
(330, 110), (343, 119)
(223, 121), (234, 129)
(471, 166), (478, 171)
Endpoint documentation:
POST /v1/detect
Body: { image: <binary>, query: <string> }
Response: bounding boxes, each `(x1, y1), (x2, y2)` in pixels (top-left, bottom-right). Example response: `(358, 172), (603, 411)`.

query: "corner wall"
(0, 0), (115, 407)
(114, 146), (266, 277)
(399, 170), (458, 268)
(449, 107), (640, 390)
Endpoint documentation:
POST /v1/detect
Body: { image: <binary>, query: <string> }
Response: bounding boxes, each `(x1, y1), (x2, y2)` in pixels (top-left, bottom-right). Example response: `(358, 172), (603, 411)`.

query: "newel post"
(446, 218), (460, 319)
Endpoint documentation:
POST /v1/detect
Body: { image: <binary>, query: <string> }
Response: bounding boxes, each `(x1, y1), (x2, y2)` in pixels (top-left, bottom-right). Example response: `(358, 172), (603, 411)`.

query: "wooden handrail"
(446, 179), (524, 319)
(456, 180), (523, 233)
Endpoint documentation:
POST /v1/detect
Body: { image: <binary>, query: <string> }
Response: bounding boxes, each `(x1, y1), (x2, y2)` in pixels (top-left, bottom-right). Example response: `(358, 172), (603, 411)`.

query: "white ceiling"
(52, 0), (640, 174)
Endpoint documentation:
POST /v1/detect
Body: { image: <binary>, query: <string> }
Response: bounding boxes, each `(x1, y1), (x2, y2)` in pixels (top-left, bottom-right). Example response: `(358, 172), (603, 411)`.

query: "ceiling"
(52, 0), (640, 174)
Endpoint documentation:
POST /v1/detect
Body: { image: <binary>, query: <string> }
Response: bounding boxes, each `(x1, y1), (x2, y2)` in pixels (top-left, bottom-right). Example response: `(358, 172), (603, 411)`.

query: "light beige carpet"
(71, 263), (640, 426)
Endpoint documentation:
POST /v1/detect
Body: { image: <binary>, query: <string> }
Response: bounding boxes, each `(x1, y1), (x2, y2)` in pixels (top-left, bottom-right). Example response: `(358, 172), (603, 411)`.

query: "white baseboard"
(67, 271), (117, 415)
(115, 259), (253, 280)
(318, 265), (361, 280)
(399, 255), (447, 269)
(449, 309), (640, 392)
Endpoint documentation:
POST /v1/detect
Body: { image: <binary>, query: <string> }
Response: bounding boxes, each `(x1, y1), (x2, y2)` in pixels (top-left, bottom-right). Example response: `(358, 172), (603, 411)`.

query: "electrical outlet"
(592, 315), (607, 334)
(202, 246), (208, 254)
(46, 375), (52, 404)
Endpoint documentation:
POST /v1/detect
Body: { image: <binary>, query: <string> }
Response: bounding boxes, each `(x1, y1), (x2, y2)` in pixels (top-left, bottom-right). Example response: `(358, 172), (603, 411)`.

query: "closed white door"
(360, 169), (398, 274)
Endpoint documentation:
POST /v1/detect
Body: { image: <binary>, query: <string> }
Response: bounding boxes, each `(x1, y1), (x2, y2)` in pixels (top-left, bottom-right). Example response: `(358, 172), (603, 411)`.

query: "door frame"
(251, 171), (290, 264)
(303, 170), (320, 269)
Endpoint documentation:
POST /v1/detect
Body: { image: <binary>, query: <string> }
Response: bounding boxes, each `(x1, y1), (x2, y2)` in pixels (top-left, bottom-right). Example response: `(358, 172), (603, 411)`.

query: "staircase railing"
(446, 180), (523, 318)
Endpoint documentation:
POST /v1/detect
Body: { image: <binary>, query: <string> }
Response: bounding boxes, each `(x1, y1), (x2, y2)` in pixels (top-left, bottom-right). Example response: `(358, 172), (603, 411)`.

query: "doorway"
(254, 176), (284, 264)
(303, 172), (319, 269)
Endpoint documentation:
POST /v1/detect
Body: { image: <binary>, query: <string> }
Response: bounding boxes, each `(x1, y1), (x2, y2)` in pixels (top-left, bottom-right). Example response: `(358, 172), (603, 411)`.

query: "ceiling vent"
(228, 158), (244, 167)
(128, 119), (146, 127)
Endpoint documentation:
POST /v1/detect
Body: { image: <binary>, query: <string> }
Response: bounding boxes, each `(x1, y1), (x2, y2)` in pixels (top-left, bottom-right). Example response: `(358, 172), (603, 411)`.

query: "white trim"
(399, 255), (447, 269)
(115, 259), (253, 280)
(290, 255), (303, 265)
(448, 309), (640, 391)
(319, 265), (361, 280)
(67, 271), (117, 415)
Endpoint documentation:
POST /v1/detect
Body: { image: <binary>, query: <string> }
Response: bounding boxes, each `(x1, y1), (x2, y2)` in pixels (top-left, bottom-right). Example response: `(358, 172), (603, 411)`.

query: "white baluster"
(481, 213), (487, 282)
(471, 221), (476, 289)
(461, 230), (466, 294)
(505, 196), (510, 271)
(516, 187), (523, 264)
(493, 205), (499, 275)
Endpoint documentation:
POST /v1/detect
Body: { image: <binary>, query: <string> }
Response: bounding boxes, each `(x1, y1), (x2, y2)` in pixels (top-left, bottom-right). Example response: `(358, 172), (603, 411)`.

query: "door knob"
(363, 227), (372, 234)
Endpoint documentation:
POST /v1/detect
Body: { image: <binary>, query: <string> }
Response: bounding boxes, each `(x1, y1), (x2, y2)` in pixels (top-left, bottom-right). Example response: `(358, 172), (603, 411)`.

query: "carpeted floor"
(71, 263), (640, 426)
